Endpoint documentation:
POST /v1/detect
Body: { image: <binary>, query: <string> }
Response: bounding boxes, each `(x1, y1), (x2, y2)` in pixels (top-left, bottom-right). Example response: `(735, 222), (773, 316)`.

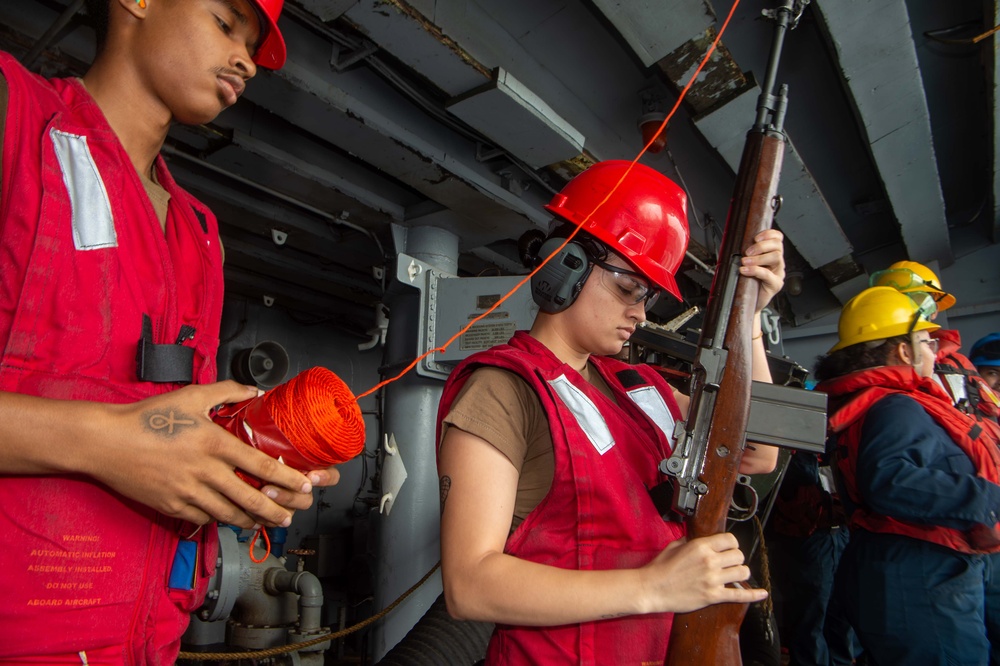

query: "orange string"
(248, 526), (272, 564)
(357, 0), (742, 401)
(234, 6), (743, 562)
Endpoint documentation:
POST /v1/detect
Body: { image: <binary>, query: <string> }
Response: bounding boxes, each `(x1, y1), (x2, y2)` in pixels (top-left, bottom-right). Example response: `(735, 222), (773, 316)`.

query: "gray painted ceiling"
(2, 0), (996, 337)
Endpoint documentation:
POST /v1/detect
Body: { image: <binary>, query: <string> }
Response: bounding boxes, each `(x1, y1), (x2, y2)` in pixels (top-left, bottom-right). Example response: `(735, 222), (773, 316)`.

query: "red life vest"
(438, 331), (686, 665)
(0, 53), (224, 663)
(933, 329), (1000, 438)
(820, 365), (1000, 554)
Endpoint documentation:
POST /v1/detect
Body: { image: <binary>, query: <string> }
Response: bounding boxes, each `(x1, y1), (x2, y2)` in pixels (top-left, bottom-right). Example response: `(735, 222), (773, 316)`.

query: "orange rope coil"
(264, 366), (366, 467)
(214, 367), (366, 486)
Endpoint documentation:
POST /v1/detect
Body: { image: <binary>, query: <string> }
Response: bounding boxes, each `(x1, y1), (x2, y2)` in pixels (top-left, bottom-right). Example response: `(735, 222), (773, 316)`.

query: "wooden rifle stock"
(662, 2), (805, 662)
(664, 129), (785, 666)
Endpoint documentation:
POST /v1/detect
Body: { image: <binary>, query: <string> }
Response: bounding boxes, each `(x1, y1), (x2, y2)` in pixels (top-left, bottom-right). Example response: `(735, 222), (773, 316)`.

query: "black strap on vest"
(935, 363), (983, 413)
(136, 314), (195, 384)
(615, 368), (645, 389)
(193, 209), (208, 233)
(934, 363), (978, 378)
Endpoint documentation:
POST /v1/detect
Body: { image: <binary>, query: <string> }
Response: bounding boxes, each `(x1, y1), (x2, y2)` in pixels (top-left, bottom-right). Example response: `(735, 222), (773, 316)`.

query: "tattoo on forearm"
(143, 409), (197, 437)
(439, 475), (451, 514)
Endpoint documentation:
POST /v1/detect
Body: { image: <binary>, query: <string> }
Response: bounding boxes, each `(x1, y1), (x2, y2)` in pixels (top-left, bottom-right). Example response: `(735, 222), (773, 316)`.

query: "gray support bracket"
(394, 252), (539, 379)
(395, 252), (453, 379)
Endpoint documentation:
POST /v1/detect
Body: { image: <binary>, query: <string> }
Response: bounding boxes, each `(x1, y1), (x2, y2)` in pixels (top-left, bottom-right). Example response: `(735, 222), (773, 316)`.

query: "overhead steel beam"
(0, 0), (93, 66)
(228, 131), (408, 221)
(655, 27), (748, 114)
(166, 161), (351, 255)
(591, 0), (716, 68)
(648, 16), (862, 304)
(163, 144), (387, 255)
(294, 0), (359, 22)
(813, 0), (953, 265)
(3, 1), (551, 251)
(340, 0), (645, 162)
(243, 14), (553, 248)
(692, 84), (854, 272)
(447, 67), (585, 169)
(341, 0), (489, 96)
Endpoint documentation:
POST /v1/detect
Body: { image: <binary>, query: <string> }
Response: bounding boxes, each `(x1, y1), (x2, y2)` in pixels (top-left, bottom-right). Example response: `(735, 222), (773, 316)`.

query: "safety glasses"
(591, 258), (660, 310)
(870, 268), (946, 301)
(918, 338), (940, 354)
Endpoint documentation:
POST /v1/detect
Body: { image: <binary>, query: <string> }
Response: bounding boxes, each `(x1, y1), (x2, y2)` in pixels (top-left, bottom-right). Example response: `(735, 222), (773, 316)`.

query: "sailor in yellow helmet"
(814, 286), (1000, 665)
(871, 260), (1000, 423)
(870, 260), (955, 311)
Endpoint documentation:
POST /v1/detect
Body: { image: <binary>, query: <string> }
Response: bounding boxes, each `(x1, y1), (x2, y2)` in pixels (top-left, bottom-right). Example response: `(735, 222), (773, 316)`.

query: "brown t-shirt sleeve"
(441, 366), (554, 528)
(441, 367), (539, 472)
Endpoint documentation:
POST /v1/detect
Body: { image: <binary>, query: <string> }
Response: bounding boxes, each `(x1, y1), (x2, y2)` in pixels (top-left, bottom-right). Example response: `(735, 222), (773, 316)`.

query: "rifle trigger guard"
(727, 474), (759, 522)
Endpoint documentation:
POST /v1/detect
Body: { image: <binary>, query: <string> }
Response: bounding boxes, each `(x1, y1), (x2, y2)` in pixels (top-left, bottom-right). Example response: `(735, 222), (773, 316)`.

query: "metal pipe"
(161, 144), (386, 259)
(231, 563), (293, 628)
(372, 226), (457, 659)
(685, 250), (715, 275)
(408, 226), (459, 276)
(266, 569), (325, 631)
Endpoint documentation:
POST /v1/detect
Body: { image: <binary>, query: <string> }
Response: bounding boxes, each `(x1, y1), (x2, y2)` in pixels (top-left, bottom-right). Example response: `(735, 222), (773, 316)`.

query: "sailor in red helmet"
(437, 161), (784, 664)
(0, 1), (340, 663)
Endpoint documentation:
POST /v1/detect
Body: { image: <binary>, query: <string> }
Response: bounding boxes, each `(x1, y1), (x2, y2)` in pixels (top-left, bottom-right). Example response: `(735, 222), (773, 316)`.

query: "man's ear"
(117, 0), (147, 21)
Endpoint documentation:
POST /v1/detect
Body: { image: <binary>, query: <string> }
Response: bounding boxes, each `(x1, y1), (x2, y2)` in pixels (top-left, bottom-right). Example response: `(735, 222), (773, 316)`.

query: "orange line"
(357, 0), (743, 400)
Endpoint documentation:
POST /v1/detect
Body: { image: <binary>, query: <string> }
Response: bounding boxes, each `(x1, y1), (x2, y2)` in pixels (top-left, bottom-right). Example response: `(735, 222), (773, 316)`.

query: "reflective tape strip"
(548, 374), (615, 455)
(626, 385), (676, 438)
(49, 128), (117, 250)
(942, 373), (969, 406)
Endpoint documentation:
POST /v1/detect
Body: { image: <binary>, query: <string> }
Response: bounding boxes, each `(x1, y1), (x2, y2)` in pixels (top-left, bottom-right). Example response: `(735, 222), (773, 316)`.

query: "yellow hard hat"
(829, 286), (940, 353)
(870, 260), (956, 311)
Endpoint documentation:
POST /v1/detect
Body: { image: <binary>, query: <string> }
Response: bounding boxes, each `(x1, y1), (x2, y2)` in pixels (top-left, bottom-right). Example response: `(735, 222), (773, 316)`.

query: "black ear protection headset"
(521, 228), (607, 314)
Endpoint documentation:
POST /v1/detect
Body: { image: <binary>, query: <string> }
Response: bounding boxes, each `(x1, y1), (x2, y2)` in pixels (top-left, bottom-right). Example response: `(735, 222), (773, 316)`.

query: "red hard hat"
(544, 160), (690, 300)
(250, 0), (286, 70)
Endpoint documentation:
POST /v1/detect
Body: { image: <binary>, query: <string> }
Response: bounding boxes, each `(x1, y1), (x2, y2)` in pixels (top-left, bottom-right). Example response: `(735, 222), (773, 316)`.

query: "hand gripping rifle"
(662, 2), (809, 664)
